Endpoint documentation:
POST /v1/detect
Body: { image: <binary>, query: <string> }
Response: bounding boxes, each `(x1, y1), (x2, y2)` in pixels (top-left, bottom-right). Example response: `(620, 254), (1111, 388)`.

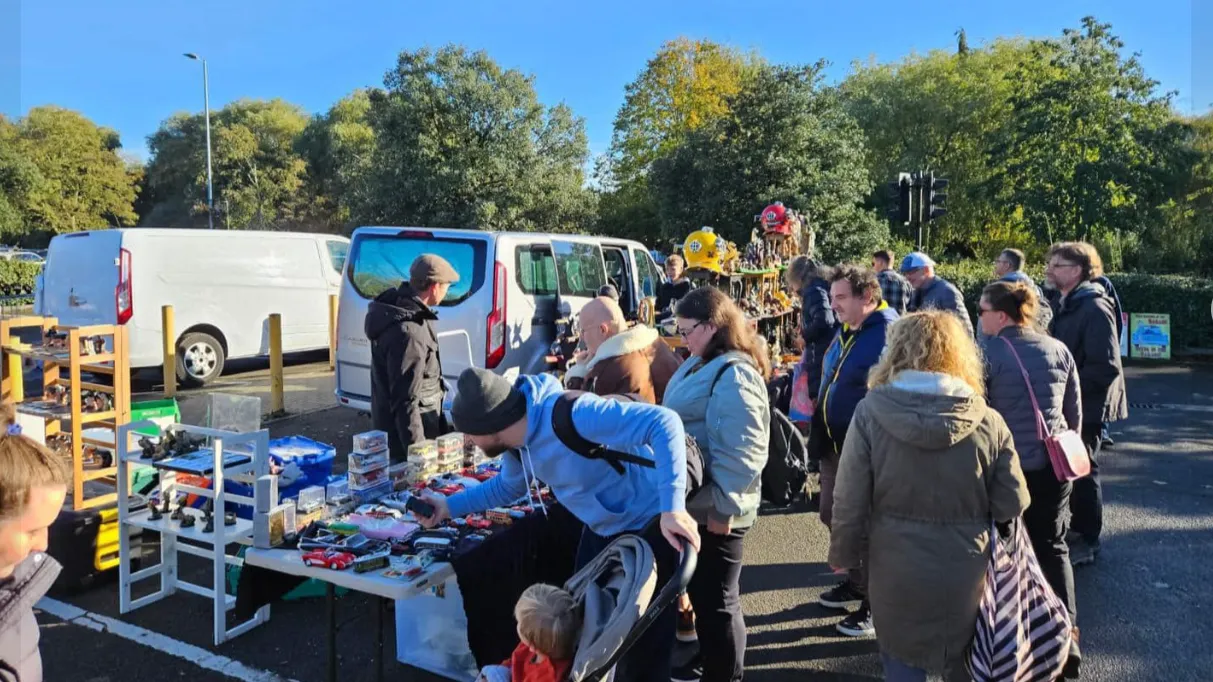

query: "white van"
(36, 229), (350, 386)
(335, 227), (664, 412)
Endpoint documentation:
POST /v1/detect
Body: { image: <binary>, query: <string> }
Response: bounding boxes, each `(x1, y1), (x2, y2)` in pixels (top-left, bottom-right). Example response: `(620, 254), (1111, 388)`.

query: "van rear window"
(348, 233), (486, 305)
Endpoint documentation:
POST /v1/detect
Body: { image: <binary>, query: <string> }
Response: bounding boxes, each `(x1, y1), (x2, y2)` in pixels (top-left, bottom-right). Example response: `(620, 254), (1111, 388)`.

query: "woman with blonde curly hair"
(827, 311), (1030, 682)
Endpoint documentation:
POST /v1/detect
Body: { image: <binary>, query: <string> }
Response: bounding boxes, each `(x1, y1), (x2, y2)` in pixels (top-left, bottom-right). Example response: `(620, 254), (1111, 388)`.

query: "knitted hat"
(451, 367), (527, 436)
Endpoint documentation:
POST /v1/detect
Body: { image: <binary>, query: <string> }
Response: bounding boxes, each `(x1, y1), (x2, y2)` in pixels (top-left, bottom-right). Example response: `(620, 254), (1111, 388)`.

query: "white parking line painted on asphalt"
(36, 597), (298, 682)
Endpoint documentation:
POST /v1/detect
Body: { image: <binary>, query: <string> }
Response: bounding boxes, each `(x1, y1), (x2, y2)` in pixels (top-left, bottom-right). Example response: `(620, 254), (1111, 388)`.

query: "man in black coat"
(364, 254), (459, 461)
(1046, 242), (1128, 566)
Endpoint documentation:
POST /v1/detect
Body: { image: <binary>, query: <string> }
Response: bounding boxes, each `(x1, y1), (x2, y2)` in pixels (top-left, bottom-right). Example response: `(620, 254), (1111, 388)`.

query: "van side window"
(552, 242), (607, 298)
(326, 241), (349, 273)
(516, 246), (557, 295)
(632, 248), (659, 298)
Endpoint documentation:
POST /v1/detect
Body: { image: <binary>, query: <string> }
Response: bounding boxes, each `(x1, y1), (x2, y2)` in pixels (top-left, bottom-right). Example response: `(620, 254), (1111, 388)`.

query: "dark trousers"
(1070, 423), (1104, 543)
(819, 453), (866, 593)
(576, 521), (679, 682)
(687, 526), (749, 682)
(1023, 468), (1077, 621)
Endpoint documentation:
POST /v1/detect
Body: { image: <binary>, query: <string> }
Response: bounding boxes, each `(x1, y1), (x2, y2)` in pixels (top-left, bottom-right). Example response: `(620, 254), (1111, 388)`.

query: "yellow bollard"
(5, 351), (22, 404)
(328, 294), (338, 372)
(162, 305), (176, 398)
(269, 313), (284, 416)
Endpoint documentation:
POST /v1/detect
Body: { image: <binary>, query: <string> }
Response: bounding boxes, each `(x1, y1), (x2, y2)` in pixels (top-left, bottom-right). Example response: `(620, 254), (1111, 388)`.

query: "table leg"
(327, 582), (337, 682)
(376, 597), (385, 682)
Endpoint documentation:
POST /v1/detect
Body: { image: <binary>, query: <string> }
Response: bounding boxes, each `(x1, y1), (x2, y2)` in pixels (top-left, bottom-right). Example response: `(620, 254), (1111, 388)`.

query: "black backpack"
(762, 406), (809, 507)
(549, 361), (741, 497)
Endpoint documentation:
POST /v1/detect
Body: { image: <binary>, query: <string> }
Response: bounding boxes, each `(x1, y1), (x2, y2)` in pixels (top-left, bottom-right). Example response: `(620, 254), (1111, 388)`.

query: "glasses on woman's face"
(677, 321), (704, 339)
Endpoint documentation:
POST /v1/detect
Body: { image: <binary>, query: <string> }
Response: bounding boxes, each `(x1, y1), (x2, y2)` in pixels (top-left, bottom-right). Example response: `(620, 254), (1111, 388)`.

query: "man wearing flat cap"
(364, 254), (460, 461)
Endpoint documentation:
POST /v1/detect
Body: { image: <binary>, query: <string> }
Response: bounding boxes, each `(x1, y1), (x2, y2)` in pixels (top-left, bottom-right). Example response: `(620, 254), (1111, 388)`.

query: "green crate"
(131, 398), (181, 436)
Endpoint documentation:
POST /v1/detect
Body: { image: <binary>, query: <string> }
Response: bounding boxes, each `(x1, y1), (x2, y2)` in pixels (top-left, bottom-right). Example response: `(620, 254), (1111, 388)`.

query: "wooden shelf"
(1, 317), (131, 512)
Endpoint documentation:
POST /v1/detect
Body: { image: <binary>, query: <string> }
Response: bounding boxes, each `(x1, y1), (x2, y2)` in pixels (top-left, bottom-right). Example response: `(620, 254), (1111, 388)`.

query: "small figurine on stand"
(225, 512), (237, 527)
(200, 500), (215, 533)
(150, 497), (163, 521)
(180, 513), (196, 529)
(171, 497), (187, 522)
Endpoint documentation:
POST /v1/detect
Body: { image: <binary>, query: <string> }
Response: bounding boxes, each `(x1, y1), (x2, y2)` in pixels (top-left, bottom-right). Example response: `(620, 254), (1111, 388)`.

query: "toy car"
(486, 508), (513, 525)
(431, 484), (464, 496)
(302, 550), (355, 570)
(354, 552), (390, 573)
(464, 516), (492, 530)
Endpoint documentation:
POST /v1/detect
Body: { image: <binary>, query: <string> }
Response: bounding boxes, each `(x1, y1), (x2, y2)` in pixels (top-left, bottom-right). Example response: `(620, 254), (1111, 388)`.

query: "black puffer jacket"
(365, 283), (445, 458)
(798, 277), (836, 401)
(1050, 282), (1128, 426)
(1, 552), (61, 682)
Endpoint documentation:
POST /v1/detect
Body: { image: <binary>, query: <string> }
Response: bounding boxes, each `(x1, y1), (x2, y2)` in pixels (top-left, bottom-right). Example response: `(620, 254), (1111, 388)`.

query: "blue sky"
(2, 0), (1207, 162)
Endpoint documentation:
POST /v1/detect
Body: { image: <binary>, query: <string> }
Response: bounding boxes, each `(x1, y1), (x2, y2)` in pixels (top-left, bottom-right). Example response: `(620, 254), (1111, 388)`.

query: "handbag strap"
(998, 336), (1050, 441)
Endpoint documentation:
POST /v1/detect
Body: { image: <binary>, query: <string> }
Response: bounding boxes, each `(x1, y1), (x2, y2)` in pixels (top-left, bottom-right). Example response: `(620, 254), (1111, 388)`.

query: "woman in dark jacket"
(980, 280), (1083, 679)
(785, 257), (835, 406)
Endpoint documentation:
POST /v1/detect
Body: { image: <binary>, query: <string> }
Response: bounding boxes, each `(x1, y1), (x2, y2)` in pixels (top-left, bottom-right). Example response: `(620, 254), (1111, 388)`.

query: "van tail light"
(486, 261), (507, 369)
(115, 247), (133, 325)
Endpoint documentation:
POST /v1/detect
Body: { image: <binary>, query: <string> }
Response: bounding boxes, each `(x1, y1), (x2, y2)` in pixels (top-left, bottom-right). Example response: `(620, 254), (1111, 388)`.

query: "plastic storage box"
(225, 436), (337, 519)
(349, 466), (389, 490)
(349, 450), (389, 474)
(353, 430), (389, 454)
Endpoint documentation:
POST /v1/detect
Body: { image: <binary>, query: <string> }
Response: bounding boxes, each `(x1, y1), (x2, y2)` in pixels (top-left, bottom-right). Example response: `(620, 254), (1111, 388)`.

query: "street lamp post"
(183, 53), (214, 229)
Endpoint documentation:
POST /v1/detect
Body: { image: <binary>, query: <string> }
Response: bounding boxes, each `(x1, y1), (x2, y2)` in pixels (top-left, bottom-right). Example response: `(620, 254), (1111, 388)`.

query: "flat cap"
(409, 254), (460, 286)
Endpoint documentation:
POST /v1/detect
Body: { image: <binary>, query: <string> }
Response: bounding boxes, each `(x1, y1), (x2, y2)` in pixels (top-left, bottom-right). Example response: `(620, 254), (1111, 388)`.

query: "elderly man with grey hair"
(566, 296), (682, 404)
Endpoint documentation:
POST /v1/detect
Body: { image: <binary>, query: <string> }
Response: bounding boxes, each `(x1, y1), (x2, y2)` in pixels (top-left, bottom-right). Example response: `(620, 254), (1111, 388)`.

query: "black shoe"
(836, 602), (875, 637)
(671, 660), (703, 682)
(1069, 537), (1101, 567)
(819, 580), (864, 610)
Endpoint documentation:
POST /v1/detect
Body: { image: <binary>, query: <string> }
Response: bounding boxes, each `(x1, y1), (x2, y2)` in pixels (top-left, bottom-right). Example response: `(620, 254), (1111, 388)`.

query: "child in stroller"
(478, 534), (697, 682)
(479, 584), (582, 682)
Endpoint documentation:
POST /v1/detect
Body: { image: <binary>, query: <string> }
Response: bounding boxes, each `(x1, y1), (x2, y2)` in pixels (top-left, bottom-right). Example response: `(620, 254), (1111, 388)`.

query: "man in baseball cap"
(364, 254), (460, 461)
(899, 251), (974, 336)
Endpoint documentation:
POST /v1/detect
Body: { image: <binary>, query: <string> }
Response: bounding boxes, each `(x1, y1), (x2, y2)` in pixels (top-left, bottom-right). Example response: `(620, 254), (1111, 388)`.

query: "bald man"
(565, 296), (683, 404)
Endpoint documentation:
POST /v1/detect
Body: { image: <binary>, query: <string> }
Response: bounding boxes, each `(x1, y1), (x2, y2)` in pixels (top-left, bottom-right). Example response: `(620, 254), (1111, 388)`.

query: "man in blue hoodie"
(416, 367), (700, 682)
(814, 264), (899, 640)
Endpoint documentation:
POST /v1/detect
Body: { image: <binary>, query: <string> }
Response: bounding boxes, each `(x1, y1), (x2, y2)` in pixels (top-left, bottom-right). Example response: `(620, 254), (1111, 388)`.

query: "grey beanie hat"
(451, 367), (527, 436)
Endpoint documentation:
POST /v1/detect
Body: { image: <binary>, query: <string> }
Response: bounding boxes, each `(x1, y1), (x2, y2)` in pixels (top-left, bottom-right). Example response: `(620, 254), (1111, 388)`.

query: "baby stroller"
(565, 534), (698, 682)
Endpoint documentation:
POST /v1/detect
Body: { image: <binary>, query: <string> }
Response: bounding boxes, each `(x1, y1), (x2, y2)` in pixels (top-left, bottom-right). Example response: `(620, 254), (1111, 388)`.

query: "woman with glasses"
(662, 287), (771, 682)
(980, 280), (1083, 678)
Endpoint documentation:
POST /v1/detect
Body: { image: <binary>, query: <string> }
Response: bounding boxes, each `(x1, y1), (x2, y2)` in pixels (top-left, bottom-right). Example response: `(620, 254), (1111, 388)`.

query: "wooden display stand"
(115, 419), (272, 645)
(0, 316), (132, 510)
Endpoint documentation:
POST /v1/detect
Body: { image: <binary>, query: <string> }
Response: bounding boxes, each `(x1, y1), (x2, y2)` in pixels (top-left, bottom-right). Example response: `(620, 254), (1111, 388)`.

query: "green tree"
(297, 89), (378, 231)
(359, 46), (594, 232)
(0, 107), (138, 242)
(650, 64), (886, 262)
(988, 17), (1181, 249)
(143, 98), (315, 230)
(597, 39), (760, 244)
(840, 39), (1033, 256)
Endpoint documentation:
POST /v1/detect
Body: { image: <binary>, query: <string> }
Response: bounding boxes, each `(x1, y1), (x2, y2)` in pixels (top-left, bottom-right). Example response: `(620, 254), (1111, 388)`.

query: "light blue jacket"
(446, 373), (688, 537)
(662, 351), (770, 528)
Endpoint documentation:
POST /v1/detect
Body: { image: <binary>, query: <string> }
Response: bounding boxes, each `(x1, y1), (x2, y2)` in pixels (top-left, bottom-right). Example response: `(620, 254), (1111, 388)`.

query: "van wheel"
(176, 332), (225, 387)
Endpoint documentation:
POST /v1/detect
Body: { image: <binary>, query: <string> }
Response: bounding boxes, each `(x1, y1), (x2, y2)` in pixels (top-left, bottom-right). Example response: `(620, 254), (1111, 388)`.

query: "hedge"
(0, 261), (40, 298)
(934, 262), (1213, 353)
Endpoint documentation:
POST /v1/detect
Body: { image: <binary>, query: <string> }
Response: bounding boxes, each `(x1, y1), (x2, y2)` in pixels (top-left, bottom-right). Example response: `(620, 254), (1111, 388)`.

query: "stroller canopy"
(565, 535), (657, 682)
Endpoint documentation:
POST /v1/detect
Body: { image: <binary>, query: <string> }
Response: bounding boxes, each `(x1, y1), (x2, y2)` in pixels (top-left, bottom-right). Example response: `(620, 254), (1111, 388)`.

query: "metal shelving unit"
(115, 419), (272, 645)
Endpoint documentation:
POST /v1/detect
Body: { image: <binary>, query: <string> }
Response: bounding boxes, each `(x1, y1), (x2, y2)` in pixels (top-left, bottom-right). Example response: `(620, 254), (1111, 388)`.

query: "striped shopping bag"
(970, 519), (1072, 682)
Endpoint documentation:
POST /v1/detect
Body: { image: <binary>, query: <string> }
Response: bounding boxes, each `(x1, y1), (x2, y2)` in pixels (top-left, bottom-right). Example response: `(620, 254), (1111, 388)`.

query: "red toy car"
(464, 516), (492, 530)
(302, 550), (355, 570)
(432, 484), (465, 496)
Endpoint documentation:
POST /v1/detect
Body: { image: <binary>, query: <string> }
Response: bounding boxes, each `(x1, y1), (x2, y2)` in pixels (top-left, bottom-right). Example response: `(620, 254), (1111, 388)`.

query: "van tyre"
(176, 332), (225, 387)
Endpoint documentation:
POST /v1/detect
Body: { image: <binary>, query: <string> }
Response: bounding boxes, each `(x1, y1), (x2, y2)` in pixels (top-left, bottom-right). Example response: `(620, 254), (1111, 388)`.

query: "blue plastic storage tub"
(225, 436), (338, 519)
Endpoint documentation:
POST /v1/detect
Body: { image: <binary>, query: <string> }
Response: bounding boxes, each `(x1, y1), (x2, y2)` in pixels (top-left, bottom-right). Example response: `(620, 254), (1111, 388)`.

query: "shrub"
(934, 262), (1213, 353)
(0, 260), (40, 298)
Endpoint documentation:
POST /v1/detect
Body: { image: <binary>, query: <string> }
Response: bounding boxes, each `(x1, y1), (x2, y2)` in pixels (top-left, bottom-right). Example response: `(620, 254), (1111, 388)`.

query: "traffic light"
(925, 171), (948, 221)
(887, 172), (913, 225)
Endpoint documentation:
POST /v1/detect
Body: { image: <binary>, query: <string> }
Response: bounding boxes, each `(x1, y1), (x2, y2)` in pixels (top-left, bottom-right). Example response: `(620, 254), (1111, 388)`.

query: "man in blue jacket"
(815, 264), (899, 639)
(417, 367), (700, 682)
